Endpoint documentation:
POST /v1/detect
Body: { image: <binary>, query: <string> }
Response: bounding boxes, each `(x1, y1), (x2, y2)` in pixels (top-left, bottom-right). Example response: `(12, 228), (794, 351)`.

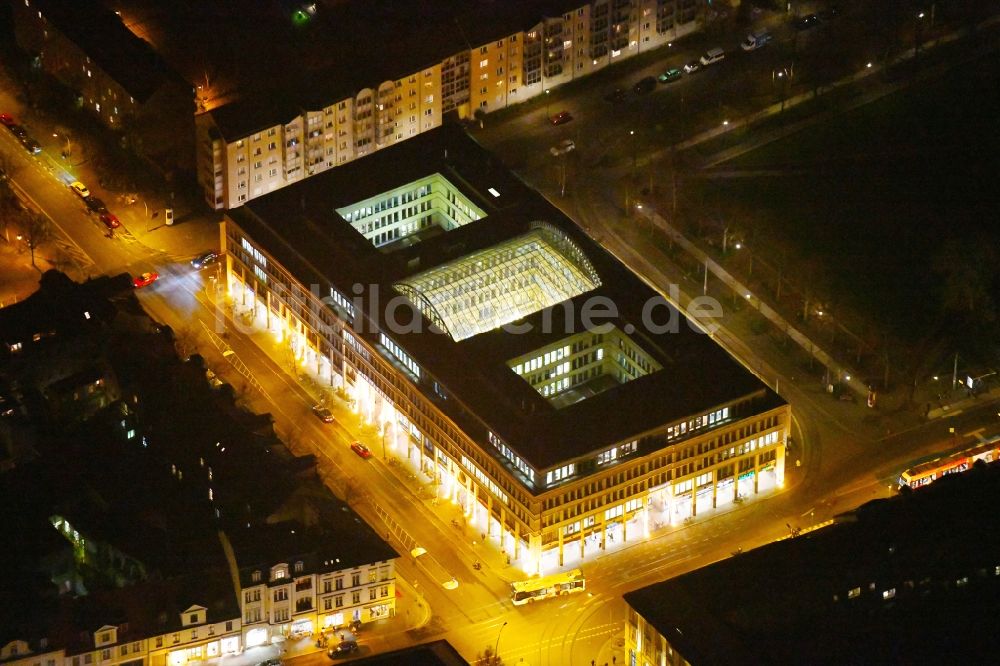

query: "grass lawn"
(688, 50), (1000, 345)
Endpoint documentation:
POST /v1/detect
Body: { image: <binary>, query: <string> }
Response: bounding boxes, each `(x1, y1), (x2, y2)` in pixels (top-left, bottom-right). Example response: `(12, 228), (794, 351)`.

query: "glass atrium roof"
(394, 222), (602, 341)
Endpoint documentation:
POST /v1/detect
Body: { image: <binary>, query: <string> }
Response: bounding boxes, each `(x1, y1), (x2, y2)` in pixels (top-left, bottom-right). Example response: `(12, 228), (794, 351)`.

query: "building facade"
(237, 558), (396, 646)
(220, 127), (789, 575)
(624, 605), (690, 666)
(0, 609), (243, 666)
(198, 0), (704, 209)
(196, 63), (443, 210)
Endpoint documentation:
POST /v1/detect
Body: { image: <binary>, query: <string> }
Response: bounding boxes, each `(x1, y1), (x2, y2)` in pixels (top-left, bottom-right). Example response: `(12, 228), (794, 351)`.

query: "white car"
(699, 47), (726, 67)
(69, 181), (90, 198)
(550, 139), (575, 156)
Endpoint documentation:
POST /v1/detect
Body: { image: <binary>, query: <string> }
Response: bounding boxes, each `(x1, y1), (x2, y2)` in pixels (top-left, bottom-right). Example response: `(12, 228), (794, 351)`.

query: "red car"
(550, 111), (573, 125)
(350, 442), (373, 459)
(0, 113), (15, 127)
(132, 271), (158, 288)
(100, 212), (121, 229)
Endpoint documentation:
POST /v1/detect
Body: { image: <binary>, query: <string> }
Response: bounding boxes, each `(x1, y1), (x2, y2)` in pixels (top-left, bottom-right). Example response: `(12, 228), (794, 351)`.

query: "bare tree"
(933, 236), (997, 320)
(0, 174), (23, 244)
(0, 152), (18, 181)
(22, 210), (53, 269)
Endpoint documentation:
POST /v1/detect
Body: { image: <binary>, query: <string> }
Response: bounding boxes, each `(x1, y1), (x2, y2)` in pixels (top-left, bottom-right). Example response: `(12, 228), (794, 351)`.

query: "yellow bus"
(510, 568), (586, 606)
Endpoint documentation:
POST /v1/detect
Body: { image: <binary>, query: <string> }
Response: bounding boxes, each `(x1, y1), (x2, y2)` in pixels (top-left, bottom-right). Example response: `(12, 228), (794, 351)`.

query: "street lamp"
(52, 132), (72, 161)
(381, 422), (391, 460)
(544, 88), (551, 119)
(494, 621), (508, 665)
(772, 65), (793, 112)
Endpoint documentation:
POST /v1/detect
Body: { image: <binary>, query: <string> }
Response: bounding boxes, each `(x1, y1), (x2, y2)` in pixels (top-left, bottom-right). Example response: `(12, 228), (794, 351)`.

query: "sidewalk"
(927, 386), (1000, 421)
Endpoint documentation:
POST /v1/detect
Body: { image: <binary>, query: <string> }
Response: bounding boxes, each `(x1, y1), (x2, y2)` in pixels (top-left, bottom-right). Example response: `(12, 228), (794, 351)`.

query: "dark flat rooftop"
(624, 463), (1000, 666)
(226, 502), (398, 586)
(229, 125), (780, 476)
(352, 639), (468, 665)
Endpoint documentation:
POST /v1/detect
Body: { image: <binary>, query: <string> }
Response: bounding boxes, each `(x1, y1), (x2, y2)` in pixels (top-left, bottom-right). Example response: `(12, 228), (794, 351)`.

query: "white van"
(699, 47), (726, 66)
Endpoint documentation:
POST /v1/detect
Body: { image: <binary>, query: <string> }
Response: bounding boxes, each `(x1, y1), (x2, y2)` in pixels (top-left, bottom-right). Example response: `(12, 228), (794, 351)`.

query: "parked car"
(550, 111), (573, 125)
(327, 641), (358, 658)
(84, 196), (107, 214)
(550, 139), (575, 156)
(741, 31), (772, 52)
(254, 659), (281, 666)
(99, 212), (121, 229)
(70, 181), (91, 198)
(312, 405), (335, 423)
(699, 47), (726, 67)
(603, 88), (626, 103)
(132, 272), (159, 288)
(657, 68), (682, 84)
(682, 60), (701, 74)
(350, 442), (373, 459)
(0, 113), (15, 127)
(191, 251), (219, 268)
(633, 76), (656, 94)
(19, 135), (41, 154)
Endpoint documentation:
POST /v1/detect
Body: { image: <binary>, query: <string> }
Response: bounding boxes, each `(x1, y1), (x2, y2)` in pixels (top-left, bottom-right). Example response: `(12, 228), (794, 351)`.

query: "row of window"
(597, 440), (638, 465)
(489, 431), (535, 483)
(380, 333), (421, 378)
(461, 455), (510, 505)
(546, 463), (576, 486)
(541, 412), (783, 515)
(319, 585), (390, 611)
(327, 287), (356, 319)
(665, 406), (731, 441)
(241, 238), (268, 269)
(343, 185), (431, 222)
(512, 344), (571, 376)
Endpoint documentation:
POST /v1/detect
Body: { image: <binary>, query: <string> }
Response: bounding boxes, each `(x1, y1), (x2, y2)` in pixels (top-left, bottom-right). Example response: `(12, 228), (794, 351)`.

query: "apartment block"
(191, 0), (704, 209)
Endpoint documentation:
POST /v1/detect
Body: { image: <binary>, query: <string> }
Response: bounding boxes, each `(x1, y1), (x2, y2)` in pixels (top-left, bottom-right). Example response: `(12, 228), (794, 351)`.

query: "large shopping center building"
(221, 126), (789, 572)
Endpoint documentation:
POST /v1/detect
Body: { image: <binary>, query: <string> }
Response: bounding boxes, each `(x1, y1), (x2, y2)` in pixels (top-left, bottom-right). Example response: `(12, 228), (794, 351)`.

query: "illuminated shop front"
(245, 628), (268, 648)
